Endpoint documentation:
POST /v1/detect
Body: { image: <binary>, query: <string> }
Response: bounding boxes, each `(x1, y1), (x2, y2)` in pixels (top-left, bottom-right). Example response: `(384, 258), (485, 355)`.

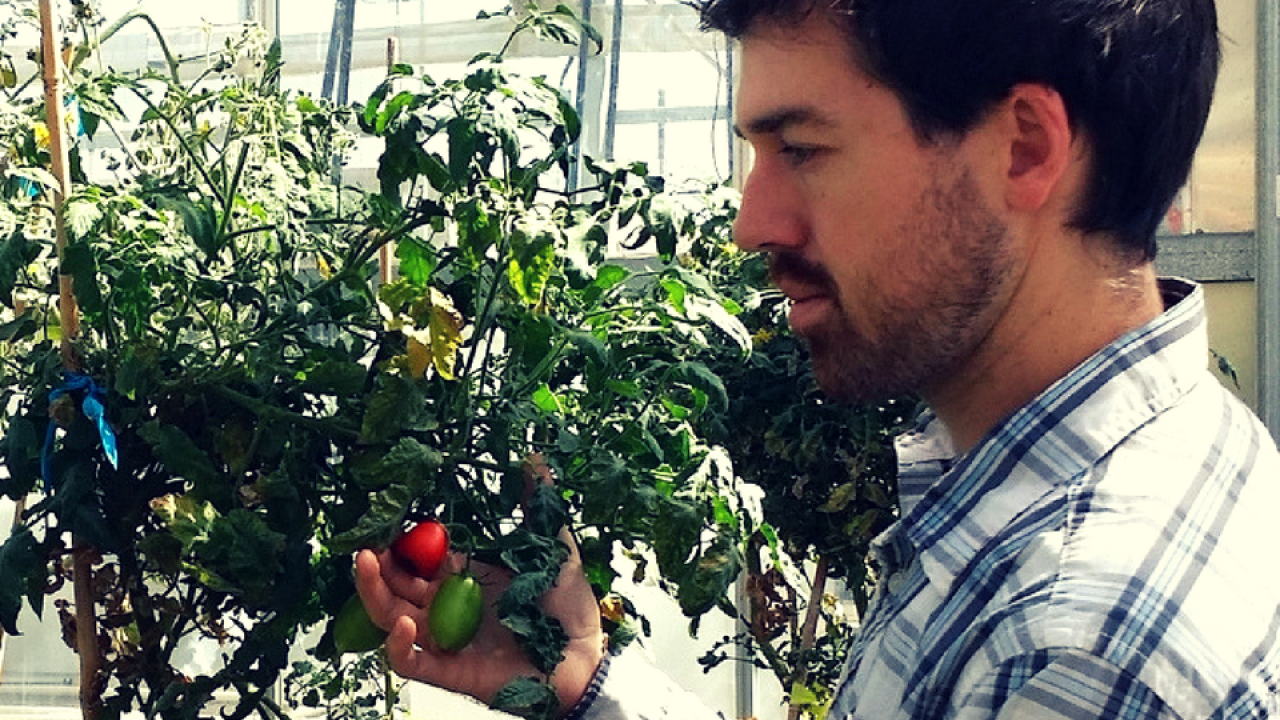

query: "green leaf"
(671, 362), (729, 414)
(646, 194), (679, 260)
(0, 308), (37, 344)
(157, 195), (218, 258)
(360, 81), (394, 134)
(524, 484), (569, 539)
(565, 329), (608, 368)
(61, 241), (103, 315)
(352, 437), (441, 492)
(151, 493), (220, 550)
(139, 421), (220, 494)
(497, 571), (568, 674)
(661, 278), (687, 315)
(447, 117), (478, 183)
(64, 196), (102, 239)
(359, 374), (426, 444)
(677, 532), (742, 617)
(0, 230), (40, 305)
(606, 379), (641, 398)
(653, 499), (701, 583)
(531, 384), (563, 414)
(299, 359), (367, 396)
(759, 522), (782, 567)
(195, 508), (288, 608)
(508, 225), (556, 306)
(376, 91), (417, 135)
(396, 238), (437, 286)
(491, 677), (559, 720)
(0, 527), (43, 636)
(326, 483), (414, 554)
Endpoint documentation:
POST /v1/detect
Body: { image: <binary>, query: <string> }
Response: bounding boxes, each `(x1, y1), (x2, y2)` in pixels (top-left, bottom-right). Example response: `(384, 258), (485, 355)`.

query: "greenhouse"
(0, 0), (1277, 719)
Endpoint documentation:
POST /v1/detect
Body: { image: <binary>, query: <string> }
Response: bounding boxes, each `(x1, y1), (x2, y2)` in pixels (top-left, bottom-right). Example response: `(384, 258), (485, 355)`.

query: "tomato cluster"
(333, 519), (483, 655)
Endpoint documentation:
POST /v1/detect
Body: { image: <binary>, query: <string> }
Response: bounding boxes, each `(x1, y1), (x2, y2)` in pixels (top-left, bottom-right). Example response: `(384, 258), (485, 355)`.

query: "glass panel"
(1170, 0), (1256, 234)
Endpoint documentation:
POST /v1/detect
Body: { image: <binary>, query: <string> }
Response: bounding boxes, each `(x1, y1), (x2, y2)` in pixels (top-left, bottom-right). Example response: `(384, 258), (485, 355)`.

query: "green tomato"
(428, 572), (484, 652)
(333, 594), (388, 654)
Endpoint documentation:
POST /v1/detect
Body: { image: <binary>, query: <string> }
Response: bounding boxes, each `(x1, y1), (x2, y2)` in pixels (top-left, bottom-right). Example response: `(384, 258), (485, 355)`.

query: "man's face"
(733, 14), (1018, 403)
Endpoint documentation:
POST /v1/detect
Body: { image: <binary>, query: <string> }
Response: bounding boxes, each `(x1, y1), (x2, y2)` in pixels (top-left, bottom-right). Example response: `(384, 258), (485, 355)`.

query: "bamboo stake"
(378, 37), (399, 287)
(38, 2), (99, 718)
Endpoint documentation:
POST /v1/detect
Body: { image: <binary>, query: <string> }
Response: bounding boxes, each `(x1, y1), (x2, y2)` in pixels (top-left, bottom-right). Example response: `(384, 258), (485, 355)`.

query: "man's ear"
(1003, 84), (1074, 212)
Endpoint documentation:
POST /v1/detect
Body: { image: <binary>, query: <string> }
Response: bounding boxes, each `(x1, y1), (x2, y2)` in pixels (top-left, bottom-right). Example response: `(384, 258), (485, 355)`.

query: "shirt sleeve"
(573, 646), (727, 720)
(952, 649), (1181, 720)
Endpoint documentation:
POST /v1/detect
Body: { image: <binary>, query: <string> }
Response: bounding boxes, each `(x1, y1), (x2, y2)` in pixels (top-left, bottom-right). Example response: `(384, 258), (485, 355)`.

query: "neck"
(924, 243), (1164, 454)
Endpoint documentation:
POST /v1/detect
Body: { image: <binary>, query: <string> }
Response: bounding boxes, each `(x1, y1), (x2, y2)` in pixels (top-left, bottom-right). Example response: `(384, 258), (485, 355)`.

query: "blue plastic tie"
(41, 372), (119, 490)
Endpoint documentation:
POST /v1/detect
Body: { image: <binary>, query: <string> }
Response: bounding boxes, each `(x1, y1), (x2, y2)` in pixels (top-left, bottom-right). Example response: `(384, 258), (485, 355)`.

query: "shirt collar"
(878, 278), (1208, 593)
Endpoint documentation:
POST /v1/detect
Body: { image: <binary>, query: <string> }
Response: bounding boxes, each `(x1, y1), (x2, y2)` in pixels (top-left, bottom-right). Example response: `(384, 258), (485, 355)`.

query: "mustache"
(768, 253), (836, 293)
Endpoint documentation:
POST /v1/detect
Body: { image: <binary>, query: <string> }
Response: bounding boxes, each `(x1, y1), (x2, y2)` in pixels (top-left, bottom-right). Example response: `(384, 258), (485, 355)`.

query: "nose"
(733, 158), (806, 254)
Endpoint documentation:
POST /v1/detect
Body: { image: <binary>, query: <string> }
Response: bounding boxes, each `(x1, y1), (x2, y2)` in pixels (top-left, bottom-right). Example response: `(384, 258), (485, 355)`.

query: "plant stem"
(786, 556), (828, 720)
(69, 10), (182, 85)
(208, 384), (360, 440)
(121, 85), (224, 207)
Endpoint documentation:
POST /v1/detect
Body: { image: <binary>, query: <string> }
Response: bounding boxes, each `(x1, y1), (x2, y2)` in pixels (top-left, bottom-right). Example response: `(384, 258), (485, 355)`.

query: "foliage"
(0, 3), (919, 719)
(682, 234), (920, 712)
(284, 652), (407, 720)
(0, 3), (768, 719)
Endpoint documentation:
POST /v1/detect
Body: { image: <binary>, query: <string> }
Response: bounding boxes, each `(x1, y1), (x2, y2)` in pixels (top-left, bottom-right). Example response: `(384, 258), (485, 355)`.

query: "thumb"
(385, 614), (423, 677)
(521, 452), (555, 504)
(521, 453), (578, 555)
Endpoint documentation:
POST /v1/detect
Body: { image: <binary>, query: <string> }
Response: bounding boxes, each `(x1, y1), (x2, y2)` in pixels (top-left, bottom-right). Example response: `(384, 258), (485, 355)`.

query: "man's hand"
(354, 457), (605, 715)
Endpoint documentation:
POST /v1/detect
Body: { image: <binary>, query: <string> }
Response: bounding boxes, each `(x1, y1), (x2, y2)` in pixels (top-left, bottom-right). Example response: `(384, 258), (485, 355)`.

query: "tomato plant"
(0, 4), (761, 719)
(428, 572), (484, 652)
(0, 3), (911, 719)
(391, 519), (449, 580)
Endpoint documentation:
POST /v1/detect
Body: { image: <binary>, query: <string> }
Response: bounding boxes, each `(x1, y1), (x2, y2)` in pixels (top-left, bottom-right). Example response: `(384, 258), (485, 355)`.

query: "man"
(357, 0), (1280, 717)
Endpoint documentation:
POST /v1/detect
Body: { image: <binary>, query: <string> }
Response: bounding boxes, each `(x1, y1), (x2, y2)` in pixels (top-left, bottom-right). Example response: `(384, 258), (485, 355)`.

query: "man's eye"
(780, 145), (818, 165)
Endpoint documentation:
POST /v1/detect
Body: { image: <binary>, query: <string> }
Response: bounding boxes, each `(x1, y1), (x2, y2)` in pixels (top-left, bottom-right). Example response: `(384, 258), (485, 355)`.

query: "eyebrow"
(734, 106), (836, 139)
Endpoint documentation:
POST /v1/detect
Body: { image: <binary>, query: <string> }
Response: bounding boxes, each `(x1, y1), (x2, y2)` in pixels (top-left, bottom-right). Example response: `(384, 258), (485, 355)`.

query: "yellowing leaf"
(427, 299), (463, 380)
(379, 283), (467, 381)
(406, 336), (431, 378)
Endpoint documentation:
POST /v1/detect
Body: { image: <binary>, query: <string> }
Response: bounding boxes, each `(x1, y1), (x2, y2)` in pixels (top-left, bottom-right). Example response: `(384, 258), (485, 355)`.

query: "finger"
(375, 548), (437, 604)
(521, 453), (580, 555)
(385, 614), (427, 679)
(355, 549), (426, 630)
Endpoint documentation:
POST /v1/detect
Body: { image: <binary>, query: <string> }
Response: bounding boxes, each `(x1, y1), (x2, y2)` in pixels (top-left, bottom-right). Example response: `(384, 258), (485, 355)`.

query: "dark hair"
(693, 0), (1221, 260)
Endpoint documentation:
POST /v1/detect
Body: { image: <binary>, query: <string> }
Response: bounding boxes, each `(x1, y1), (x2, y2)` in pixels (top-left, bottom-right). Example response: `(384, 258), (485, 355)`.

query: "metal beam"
(1257, 0), (1280, 440)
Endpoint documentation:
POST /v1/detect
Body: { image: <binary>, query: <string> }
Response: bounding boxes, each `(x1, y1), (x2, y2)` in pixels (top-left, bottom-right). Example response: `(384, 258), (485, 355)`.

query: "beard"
(771, 168), (1014, 403)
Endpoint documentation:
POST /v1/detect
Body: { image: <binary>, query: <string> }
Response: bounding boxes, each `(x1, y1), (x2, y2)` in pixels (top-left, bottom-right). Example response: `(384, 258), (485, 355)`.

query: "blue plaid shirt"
(831, 278), (1280, 719)
(582, 278), (1280, 719)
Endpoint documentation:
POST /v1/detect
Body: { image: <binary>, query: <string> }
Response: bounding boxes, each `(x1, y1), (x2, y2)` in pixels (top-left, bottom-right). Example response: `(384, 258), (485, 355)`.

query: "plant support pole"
(39, 2), (98, 718)
(380, 37), (399, 287)
(1257, 0), (1280, 441)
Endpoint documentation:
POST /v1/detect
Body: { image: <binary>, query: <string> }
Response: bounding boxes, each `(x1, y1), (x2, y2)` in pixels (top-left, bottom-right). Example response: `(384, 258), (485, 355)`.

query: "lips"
(768, 255), (836, 333)
(784, 292), (835, 334)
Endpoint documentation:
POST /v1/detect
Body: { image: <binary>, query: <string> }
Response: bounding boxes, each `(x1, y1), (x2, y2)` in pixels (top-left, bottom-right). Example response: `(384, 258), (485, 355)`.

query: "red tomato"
(391, 519), (449, 579)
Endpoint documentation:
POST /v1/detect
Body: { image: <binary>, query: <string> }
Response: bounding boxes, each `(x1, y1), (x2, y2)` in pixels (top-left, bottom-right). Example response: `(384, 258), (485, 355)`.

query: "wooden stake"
(378, 36), (400, 287)
(38, 1), (99, 718)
